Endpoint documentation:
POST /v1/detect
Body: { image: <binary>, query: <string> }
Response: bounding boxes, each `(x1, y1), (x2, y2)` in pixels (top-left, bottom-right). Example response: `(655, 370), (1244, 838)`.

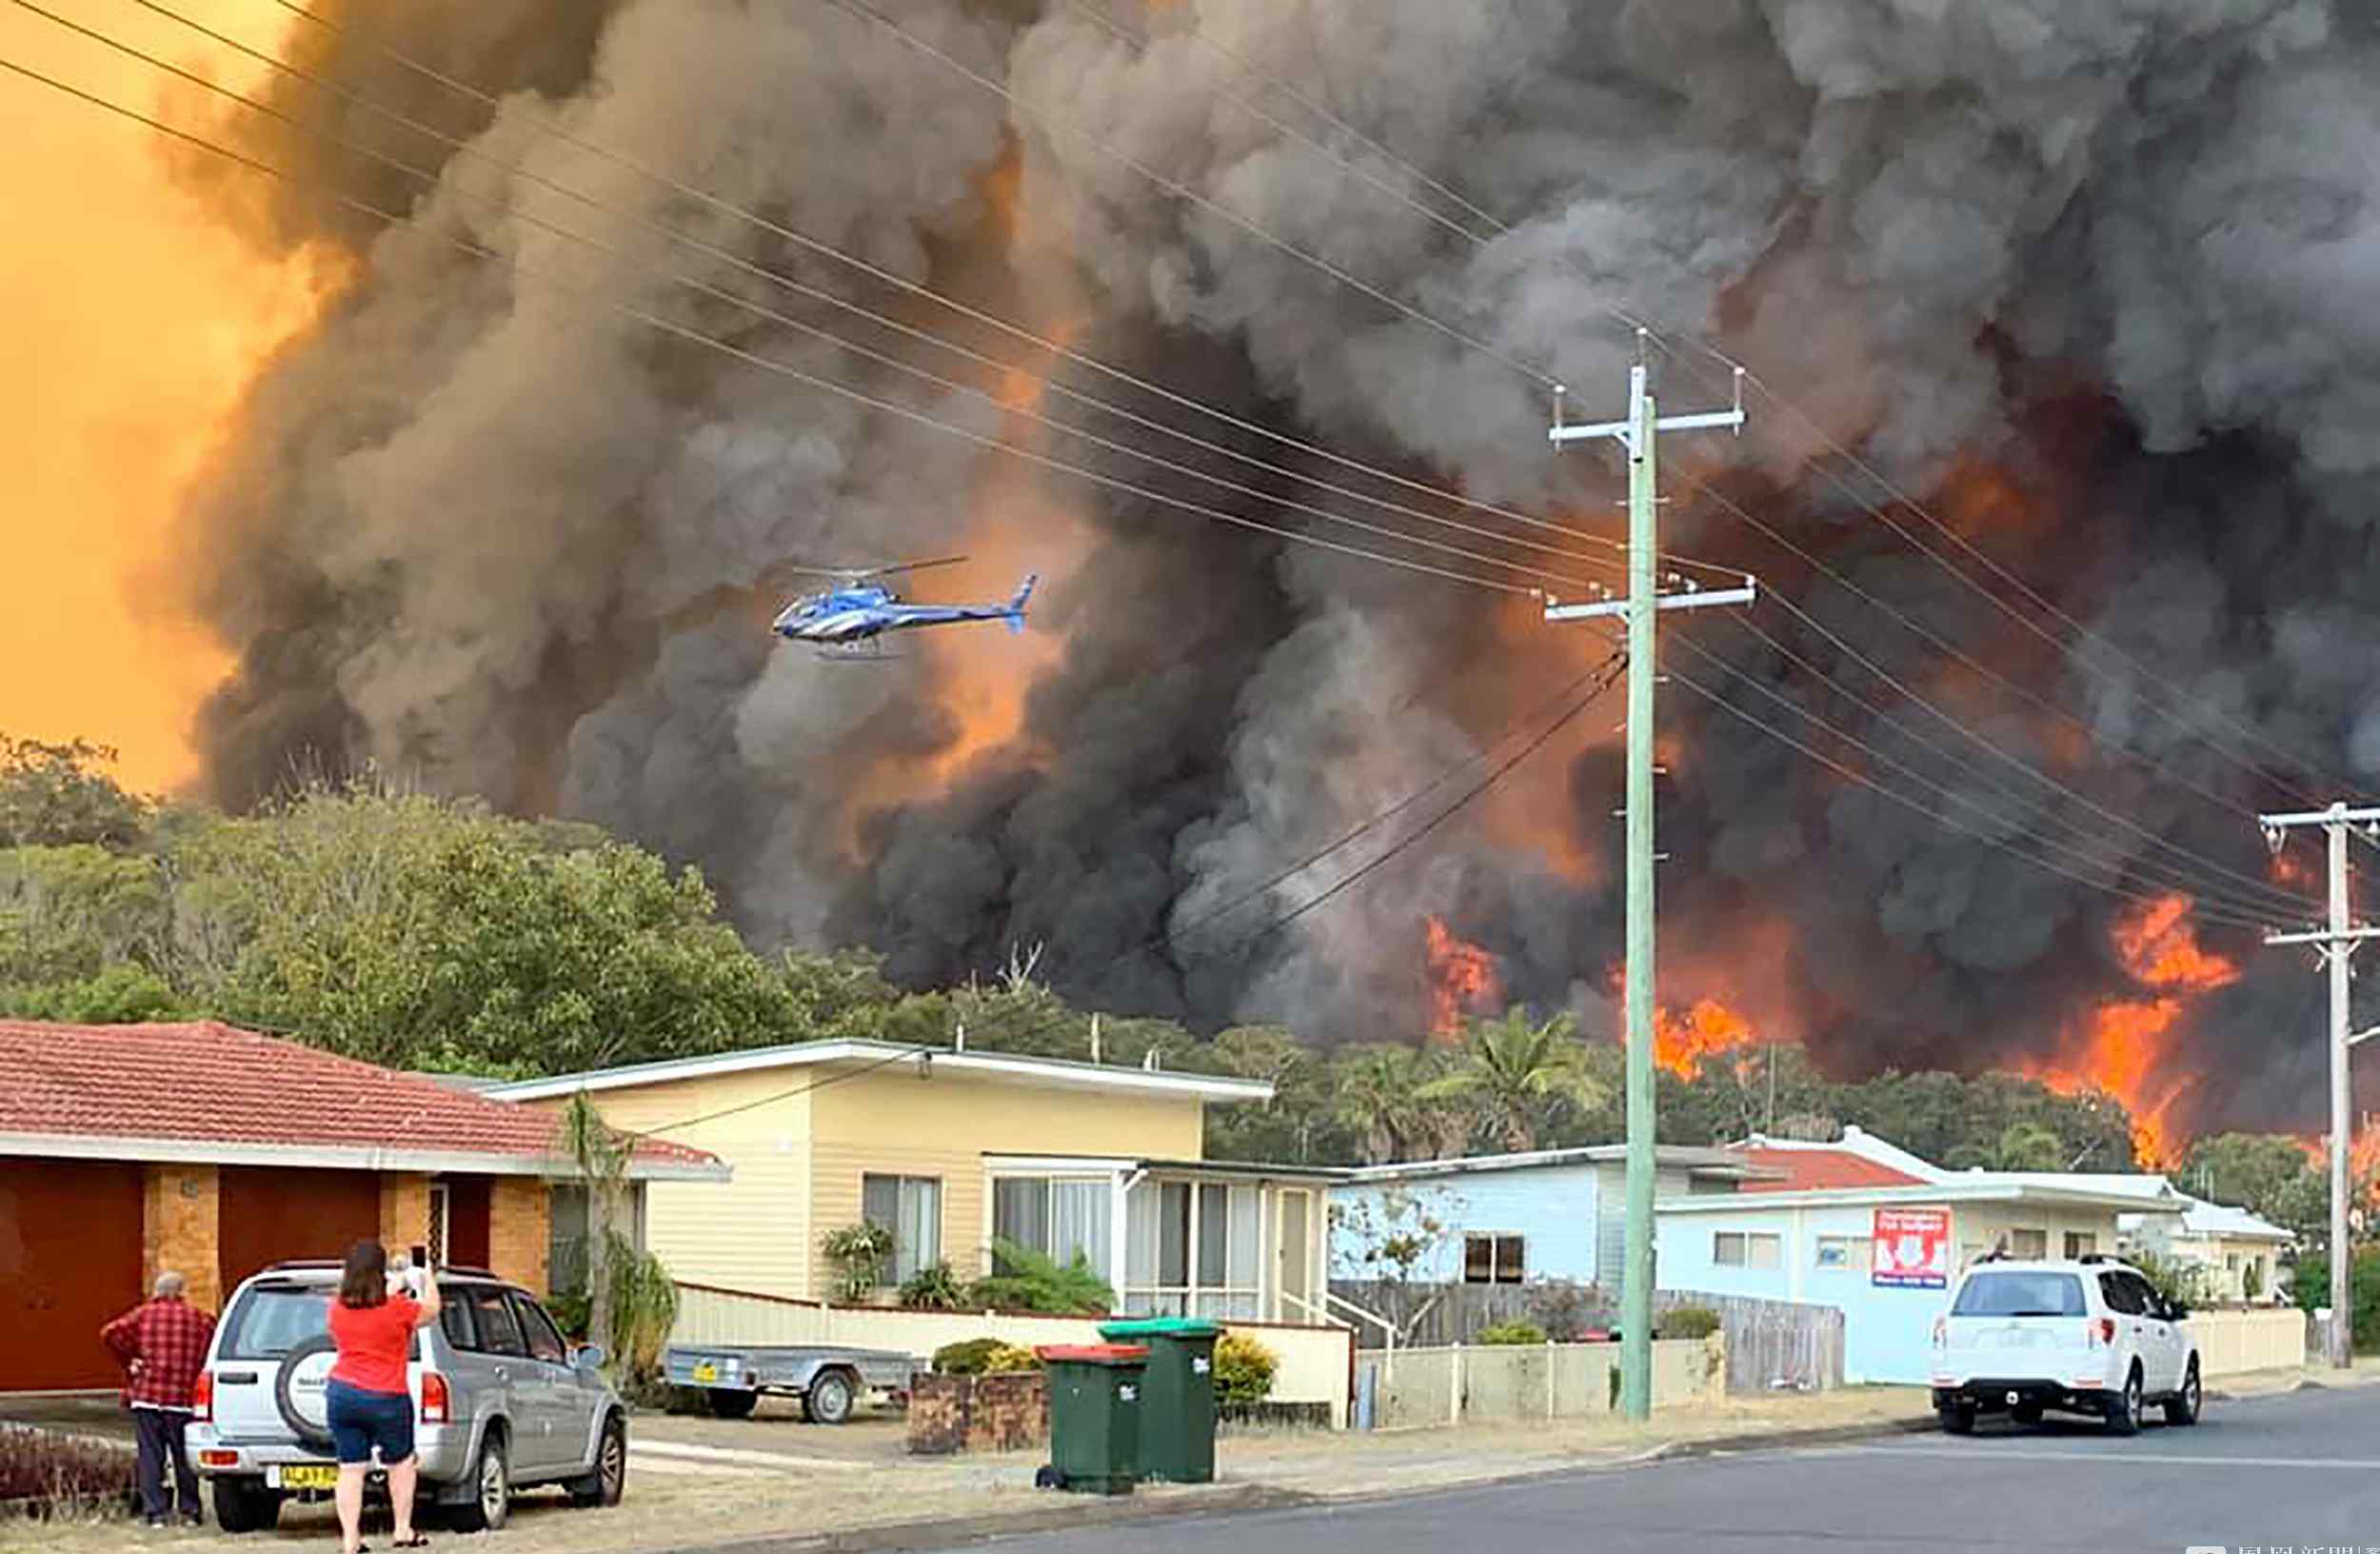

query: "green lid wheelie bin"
(1034, 1344), (1148, 1496)
(1097, 1316), (1221, 1484)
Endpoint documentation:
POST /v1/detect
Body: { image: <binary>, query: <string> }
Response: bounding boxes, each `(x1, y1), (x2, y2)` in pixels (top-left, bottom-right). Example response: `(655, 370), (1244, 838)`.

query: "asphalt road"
(927, 1383), (2380, 1554)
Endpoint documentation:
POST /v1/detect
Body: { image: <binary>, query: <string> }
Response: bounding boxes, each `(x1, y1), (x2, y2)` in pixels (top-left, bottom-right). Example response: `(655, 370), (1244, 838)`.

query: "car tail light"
(419, 1371), (451, 1425)
(191, 1370), (213, 1424)
(199, 1450), (238, 1468)
(2092, 1318), (2116, 1346)
(1931, 1318), (1946, 1347)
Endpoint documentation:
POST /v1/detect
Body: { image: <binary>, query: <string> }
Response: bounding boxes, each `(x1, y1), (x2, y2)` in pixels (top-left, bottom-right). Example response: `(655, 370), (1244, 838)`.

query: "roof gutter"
(0, 1131), (731, 1183)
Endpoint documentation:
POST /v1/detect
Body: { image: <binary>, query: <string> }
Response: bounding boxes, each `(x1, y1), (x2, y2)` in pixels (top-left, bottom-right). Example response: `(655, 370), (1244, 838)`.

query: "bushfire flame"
(2018, 894), (2238, 1169)
(1653, 998), (1762, 1081)
(1423, 915), (1501, 1043)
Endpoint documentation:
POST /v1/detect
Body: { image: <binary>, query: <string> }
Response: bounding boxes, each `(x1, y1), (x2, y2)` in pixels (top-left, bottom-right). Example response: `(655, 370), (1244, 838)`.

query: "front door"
(1277, 1190), (1312, 1323)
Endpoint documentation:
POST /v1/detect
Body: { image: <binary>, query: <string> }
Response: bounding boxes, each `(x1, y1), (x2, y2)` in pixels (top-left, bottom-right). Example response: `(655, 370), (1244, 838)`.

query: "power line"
(619, 646), (1628, 1140)
(1087, 0), (2350, 812)
(1665, 630), (2272, 932)
(0, 49), (1538, 600)
(95, 0), (1638, 588)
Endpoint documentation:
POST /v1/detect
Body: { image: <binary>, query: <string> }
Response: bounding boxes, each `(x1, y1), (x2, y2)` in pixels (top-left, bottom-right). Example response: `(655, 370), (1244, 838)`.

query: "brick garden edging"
(905, 1371), (1049, 1455)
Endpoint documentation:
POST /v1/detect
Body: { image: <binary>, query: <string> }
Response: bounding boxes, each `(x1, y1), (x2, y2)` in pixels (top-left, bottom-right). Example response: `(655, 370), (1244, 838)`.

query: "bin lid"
(1097, 1318), (1221, 1340)
(1033, 1344), (1149, 1365)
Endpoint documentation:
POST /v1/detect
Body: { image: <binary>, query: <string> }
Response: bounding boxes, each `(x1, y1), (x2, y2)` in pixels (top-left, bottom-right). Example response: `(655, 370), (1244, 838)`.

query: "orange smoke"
(1423, 915), (1501, 1043)
(0, 1), (332, 790)
(1653, 998), (1762, 1081)
(2018, 894), (2239, 1169)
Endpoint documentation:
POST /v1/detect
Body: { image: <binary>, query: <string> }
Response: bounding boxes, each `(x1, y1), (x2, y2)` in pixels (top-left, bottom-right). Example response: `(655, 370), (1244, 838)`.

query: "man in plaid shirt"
(101, 1272), (216, 1527)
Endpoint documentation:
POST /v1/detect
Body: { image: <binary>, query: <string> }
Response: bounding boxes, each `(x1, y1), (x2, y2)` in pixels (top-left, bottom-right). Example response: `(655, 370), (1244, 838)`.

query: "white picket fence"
(672, 1283), (1354, 1426)
(1352, 1337), (1726, 1431)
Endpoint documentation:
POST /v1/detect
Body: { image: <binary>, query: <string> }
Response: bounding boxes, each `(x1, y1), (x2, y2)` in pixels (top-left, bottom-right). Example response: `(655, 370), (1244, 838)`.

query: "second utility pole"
(2259, 801), (2380, 1368)
(1547, 331), (1755, 1419)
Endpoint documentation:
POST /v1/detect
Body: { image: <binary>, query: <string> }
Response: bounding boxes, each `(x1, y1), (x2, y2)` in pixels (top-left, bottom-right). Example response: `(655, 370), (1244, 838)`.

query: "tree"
(1327, 1185), (1462, 1343)
(1420, 1007), (1604, 1152)
(2179, 1133), (2326, 1235)
(1994, 1121), (2067, 1171)
(0, 737), (149, 849)
(556, 1092), (628, 1360)
(1331, 1045), (1466, 1165)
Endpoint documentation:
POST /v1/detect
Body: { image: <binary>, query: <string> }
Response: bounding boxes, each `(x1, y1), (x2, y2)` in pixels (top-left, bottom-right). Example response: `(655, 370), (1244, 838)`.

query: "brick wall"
(379, 1173), (433, 1258)
(143, 1163), (222, 1311)
(488, 1177), (551, 1293)
(907, 1371), (1049, 1455)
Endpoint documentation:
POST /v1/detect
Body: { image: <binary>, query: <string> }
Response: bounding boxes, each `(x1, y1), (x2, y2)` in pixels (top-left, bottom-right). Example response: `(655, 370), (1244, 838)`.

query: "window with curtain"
(990, 1175), (1112, 1281)
(1125, 1177), (1263, 1318)
(862, 1174), (942, 1283)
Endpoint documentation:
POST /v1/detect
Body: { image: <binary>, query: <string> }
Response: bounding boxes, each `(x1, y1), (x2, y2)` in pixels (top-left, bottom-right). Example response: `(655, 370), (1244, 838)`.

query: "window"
(440, 1298), (477, 1352)
(2098, 1271), (2146, 1316)
(2225, 1251), (2242, 1272)
(1815, 1236), (1871, 1272)
(513, 1296), (569, 1364)
(426, 1181), (450, 1265)
(1954, 1272), (2087, 1317)
(862, 1174), (943, 1283)
(2009, 1228), (2048, 1260)
(1463, 1234), (1526, 1285)
(1123, 1176), (1261, 1318)
(1714, 1232), (1780, 1270)
(455, 1286), (526, 1357)
(220, 1285), (418, 1363)
(993, 1176), (1112, 1279)
(2063, 1231), (2096, 1259)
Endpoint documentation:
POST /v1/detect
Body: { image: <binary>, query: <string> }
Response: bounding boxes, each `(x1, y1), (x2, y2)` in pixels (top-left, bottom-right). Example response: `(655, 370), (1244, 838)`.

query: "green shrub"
(2129, 1248), (2217, 1312)
(0, 1428), (134, 1518)
(932, 1338), (1006, 1375)
(2293, 1249), (2380, 1352)
(1658, 1305), (1720, 1341)
(821, 1222), (897, 1302)
(963, 1238), (1113, 1315)
(931, 1338), (1041, 1375)
(899, 1262), (967, 1311)
(1214, 1332), (1278, 1405)
(1477, 1320), (1549, 1345)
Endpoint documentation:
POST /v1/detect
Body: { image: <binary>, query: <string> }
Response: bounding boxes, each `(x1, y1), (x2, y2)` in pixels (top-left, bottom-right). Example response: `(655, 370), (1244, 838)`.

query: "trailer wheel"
(806, 1370), (857, 1425)
(708, 1389), (759, 1421)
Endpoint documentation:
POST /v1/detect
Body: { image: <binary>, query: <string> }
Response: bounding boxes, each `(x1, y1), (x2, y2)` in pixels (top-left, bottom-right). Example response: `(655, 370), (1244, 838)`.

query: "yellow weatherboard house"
(489, 1040), (1336, 1320)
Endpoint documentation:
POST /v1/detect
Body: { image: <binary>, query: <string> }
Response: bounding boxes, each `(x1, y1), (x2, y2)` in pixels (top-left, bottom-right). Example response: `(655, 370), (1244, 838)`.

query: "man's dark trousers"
(134, 1407), (199, 1522)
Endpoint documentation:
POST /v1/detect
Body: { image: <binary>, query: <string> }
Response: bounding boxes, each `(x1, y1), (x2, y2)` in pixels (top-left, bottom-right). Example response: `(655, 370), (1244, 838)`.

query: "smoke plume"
(169, 0), (2380, 1146)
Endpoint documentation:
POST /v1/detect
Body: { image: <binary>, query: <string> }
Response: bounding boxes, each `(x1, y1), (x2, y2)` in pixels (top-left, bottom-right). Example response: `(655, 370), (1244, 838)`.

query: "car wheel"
(2106, 1368), (2143, 1437)
(806, 1370), (856, 1425)
(1937, 1402), (1975, 1435)
(2165, 1360), (2202, 1426)
(568, 1413), (628, 1508)
(212, 1477), (283, 1534)
(708, 1388), (759, 1420)
(2010, 1401), (2044, 1426)
(446, 1433), (511, 1534)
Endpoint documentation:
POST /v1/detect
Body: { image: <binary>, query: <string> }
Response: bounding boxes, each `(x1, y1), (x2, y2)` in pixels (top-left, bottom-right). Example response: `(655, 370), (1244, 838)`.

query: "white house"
(2120, 1197), (2295, 1304)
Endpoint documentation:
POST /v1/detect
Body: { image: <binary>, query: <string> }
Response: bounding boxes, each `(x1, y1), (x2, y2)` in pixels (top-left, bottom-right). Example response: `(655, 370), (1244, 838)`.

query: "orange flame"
(1423, 915), (1501, 1044)
(1652, 998), (1761, 1081)
(2017, 894), (2238, 1169)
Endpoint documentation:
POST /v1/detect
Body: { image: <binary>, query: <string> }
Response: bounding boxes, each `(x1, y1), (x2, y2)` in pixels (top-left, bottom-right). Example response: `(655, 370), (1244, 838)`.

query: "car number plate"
(692, 1362), (718, 1384)
(272, 1464), (340, 1490)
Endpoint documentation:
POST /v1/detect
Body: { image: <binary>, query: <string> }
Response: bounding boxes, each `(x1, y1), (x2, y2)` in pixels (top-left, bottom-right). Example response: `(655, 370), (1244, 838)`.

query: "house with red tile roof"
(0, 1020), (725, 1391)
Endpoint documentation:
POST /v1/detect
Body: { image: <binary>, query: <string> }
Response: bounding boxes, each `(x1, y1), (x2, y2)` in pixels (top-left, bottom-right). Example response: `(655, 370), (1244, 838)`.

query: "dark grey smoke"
(173, 0), (2380, 1139)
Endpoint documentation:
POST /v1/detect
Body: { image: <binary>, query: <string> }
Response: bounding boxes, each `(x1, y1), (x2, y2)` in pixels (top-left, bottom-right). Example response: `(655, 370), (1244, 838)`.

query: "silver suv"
(187, 1261), (627, 1533)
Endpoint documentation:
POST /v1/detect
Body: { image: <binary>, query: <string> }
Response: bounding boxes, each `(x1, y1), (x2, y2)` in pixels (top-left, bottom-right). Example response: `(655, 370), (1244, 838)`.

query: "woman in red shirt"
(327, 1241), (443, 1554)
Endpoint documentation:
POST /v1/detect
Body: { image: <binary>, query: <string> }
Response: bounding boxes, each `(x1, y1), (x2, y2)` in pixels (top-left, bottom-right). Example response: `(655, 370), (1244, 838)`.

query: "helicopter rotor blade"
(854, 554), (969, 580)
(769, 554), (969, 584)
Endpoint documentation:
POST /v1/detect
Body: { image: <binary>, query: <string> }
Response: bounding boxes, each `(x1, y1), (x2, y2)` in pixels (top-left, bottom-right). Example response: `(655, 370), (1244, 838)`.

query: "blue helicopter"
(771, 555), (1038, 658)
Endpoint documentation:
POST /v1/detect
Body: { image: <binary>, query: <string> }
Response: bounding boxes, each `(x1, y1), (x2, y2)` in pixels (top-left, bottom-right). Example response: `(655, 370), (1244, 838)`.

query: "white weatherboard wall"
(673, 1284), (1354, 1426)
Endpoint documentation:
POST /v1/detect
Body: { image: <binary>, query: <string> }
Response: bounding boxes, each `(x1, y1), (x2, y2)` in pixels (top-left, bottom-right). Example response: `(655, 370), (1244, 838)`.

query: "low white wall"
(2190, 1307), (2305, 1377)
(1356, 1337), (1726, 1430)
(672, 1283), (1353, 1426)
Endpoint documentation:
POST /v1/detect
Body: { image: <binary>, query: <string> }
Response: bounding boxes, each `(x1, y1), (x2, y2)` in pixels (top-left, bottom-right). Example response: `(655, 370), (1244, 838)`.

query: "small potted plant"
(821, 1222), (898, 1303)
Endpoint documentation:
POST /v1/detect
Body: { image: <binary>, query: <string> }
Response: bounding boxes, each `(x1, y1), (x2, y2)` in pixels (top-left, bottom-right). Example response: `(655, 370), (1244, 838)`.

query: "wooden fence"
(1330, 1280), (1843, 1394)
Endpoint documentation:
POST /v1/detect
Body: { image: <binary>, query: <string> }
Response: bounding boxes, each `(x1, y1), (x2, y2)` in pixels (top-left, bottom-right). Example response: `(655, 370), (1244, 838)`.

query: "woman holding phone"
(327, 1240), (442, 1554)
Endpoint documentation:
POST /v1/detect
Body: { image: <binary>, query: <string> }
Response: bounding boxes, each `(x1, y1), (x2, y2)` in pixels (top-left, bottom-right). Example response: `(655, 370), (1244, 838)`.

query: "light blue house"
(1329, 1145), (1765, 1292)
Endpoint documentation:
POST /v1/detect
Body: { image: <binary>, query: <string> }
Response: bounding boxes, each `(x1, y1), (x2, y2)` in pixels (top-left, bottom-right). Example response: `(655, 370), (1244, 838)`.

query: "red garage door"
(217, 1167), (382, 1295)
(0, 1158), (145, 1390)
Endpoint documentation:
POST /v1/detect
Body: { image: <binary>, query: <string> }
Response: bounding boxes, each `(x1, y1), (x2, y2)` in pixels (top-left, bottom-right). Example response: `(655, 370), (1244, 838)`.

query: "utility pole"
(1546, 329), (1756, 1420)
(2258, 802), (2380, 1369)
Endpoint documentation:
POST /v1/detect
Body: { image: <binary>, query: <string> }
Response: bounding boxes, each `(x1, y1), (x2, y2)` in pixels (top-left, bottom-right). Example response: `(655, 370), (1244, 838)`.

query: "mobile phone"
(408, 1245), (427, 1266)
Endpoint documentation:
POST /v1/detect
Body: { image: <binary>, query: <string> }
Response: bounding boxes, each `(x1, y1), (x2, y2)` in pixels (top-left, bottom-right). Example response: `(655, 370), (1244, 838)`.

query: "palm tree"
(1420, 1007), (1605, 1153)
(557, 1092), (629, 1354)
(1332, 1046), (1431, 1166)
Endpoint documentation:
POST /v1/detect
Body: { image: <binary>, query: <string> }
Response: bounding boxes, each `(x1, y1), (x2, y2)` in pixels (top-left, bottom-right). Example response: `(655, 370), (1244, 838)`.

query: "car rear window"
(220, 1285), (420, 1362)
(1952, 1271), (2088, 1317)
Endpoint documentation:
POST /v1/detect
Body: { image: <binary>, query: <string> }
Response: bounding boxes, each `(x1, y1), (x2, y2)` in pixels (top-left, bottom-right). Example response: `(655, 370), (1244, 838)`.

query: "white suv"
(1930, 1257), (2202, 1436)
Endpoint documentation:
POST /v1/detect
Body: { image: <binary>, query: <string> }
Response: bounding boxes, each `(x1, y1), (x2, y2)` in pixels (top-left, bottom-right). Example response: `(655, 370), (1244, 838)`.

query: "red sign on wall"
(1872, 1207), (1952, 1289)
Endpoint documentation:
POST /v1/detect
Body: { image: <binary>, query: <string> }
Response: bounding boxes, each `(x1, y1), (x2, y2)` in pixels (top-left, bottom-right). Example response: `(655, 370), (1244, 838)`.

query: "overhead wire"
(244, 0), (1750, 581)
(0, 49), (1538, 599)
(1075, 0), (2354, 811)
(89, 0), (1639, 588)
(604, 646), (1629, 1140)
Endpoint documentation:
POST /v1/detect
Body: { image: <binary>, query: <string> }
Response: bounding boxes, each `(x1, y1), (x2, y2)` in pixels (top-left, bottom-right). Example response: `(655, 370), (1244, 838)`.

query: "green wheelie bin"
(1097, 1316), (1220, 1484)
(1034, 1344), (1148, 1496)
